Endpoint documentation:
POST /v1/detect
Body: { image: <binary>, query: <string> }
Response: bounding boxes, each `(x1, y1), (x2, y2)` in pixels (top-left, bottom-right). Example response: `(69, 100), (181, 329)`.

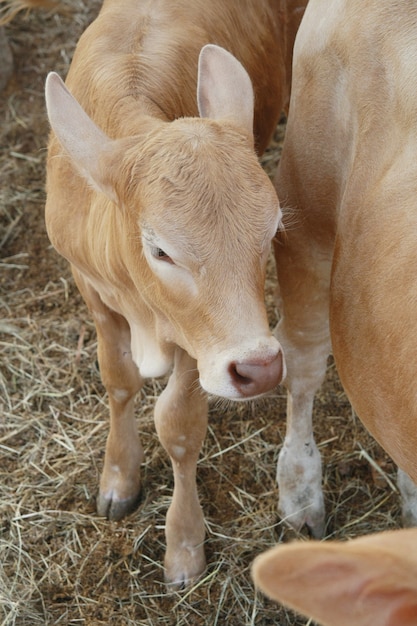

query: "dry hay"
(0, 4), (401, 625)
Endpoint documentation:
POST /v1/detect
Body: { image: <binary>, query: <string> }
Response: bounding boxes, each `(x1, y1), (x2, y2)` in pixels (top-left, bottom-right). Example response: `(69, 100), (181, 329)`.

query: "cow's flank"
(274, 0), (417, 537)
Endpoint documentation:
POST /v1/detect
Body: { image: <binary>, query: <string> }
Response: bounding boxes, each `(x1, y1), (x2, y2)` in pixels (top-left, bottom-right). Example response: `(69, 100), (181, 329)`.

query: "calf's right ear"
(45, 72), (118, 204)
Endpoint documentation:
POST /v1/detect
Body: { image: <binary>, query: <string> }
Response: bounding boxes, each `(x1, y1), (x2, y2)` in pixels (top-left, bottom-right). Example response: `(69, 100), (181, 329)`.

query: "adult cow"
(274, 0), (417, 537)
(44, 0), (306, 586)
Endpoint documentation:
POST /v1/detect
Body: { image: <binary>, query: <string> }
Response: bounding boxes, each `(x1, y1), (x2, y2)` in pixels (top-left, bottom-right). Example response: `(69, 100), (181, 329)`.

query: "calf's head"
(45, 44), (285, 400)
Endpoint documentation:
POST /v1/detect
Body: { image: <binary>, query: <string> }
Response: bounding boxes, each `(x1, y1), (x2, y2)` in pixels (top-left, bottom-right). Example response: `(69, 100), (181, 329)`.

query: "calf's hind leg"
(154, 348), (208, 586)
(73, 269), (144, 521)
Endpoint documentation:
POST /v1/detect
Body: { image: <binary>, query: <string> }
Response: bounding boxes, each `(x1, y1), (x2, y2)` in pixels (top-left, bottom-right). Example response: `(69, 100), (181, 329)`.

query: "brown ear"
(252, 531), (417, 626)
(45, 72), (119, 203)
(197, 44), (254, 140)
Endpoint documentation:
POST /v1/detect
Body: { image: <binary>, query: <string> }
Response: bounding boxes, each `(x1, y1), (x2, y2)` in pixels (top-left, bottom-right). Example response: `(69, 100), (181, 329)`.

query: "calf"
(274, 0), (417, 536)
(252, 528), (417, 626)
(44, 0), (306, 585)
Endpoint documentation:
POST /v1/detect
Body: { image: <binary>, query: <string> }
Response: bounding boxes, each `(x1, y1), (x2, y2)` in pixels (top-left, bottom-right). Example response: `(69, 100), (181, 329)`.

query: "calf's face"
(45, 46), (284, 400)
(128, 117), (283, 398)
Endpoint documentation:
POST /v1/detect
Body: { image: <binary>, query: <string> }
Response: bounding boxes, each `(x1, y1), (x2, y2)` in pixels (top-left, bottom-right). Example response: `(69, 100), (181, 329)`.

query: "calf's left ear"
(45, 72), (119, 204)
(197, 44), (254, 141)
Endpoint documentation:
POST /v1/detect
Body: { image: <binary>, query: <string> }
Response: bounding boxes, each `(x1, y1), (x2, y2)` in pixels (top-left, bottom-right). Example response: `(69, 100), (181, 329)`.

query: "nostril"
(229, 362), (254, 386)
(229, 363), (253, 385)
(229, 352), (283, 398)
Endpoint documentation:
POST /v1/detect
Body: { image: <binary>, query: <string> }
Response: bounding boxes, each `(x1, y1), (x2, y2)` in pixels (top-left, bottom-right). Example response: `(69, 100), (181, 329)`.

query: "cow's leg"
(73, 270), (144, 520)
(397, 468), (417, 527)
(154, 348), (208, 586)
(273, 232), (332, 538)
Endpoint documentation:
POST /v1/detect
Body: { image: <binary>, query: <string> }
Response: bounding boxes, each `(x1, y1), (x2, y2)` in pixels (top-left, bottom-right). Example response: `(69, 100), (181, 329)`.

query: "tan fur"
(253, 529), (417, 626)
(274, 0), (417, 537)
(45, 0), (307, 586)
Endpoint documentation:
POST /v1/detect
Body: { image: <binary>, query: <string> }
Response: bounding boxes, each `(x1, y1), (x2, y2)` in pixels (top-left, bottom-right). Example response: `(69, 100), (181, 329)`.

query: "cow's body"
(274, 0), (417, 536)
(45, 0), (306, 585)
(253, 528), (417, 626)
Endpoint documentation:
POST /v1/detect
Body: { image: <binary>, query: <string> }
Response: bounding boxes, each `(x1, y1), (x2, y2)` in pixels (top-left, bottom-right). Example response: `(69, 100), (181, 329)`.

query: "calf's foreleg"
(73, 269), (144, 520)
(154, 348), (208, 586)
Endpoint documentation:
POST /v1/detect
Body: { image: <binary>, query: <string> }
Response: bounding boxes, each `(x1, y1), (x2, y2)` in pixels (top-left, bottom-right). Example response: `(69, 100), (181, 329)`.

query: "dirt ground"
(0, 3), (402, 625)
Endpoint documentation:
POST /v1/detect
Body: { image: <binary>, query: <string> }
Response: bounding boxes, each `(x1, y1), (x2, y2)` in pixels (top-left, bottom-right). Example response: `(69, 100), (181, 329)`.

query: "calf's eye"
(152, 247), (174, 264)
